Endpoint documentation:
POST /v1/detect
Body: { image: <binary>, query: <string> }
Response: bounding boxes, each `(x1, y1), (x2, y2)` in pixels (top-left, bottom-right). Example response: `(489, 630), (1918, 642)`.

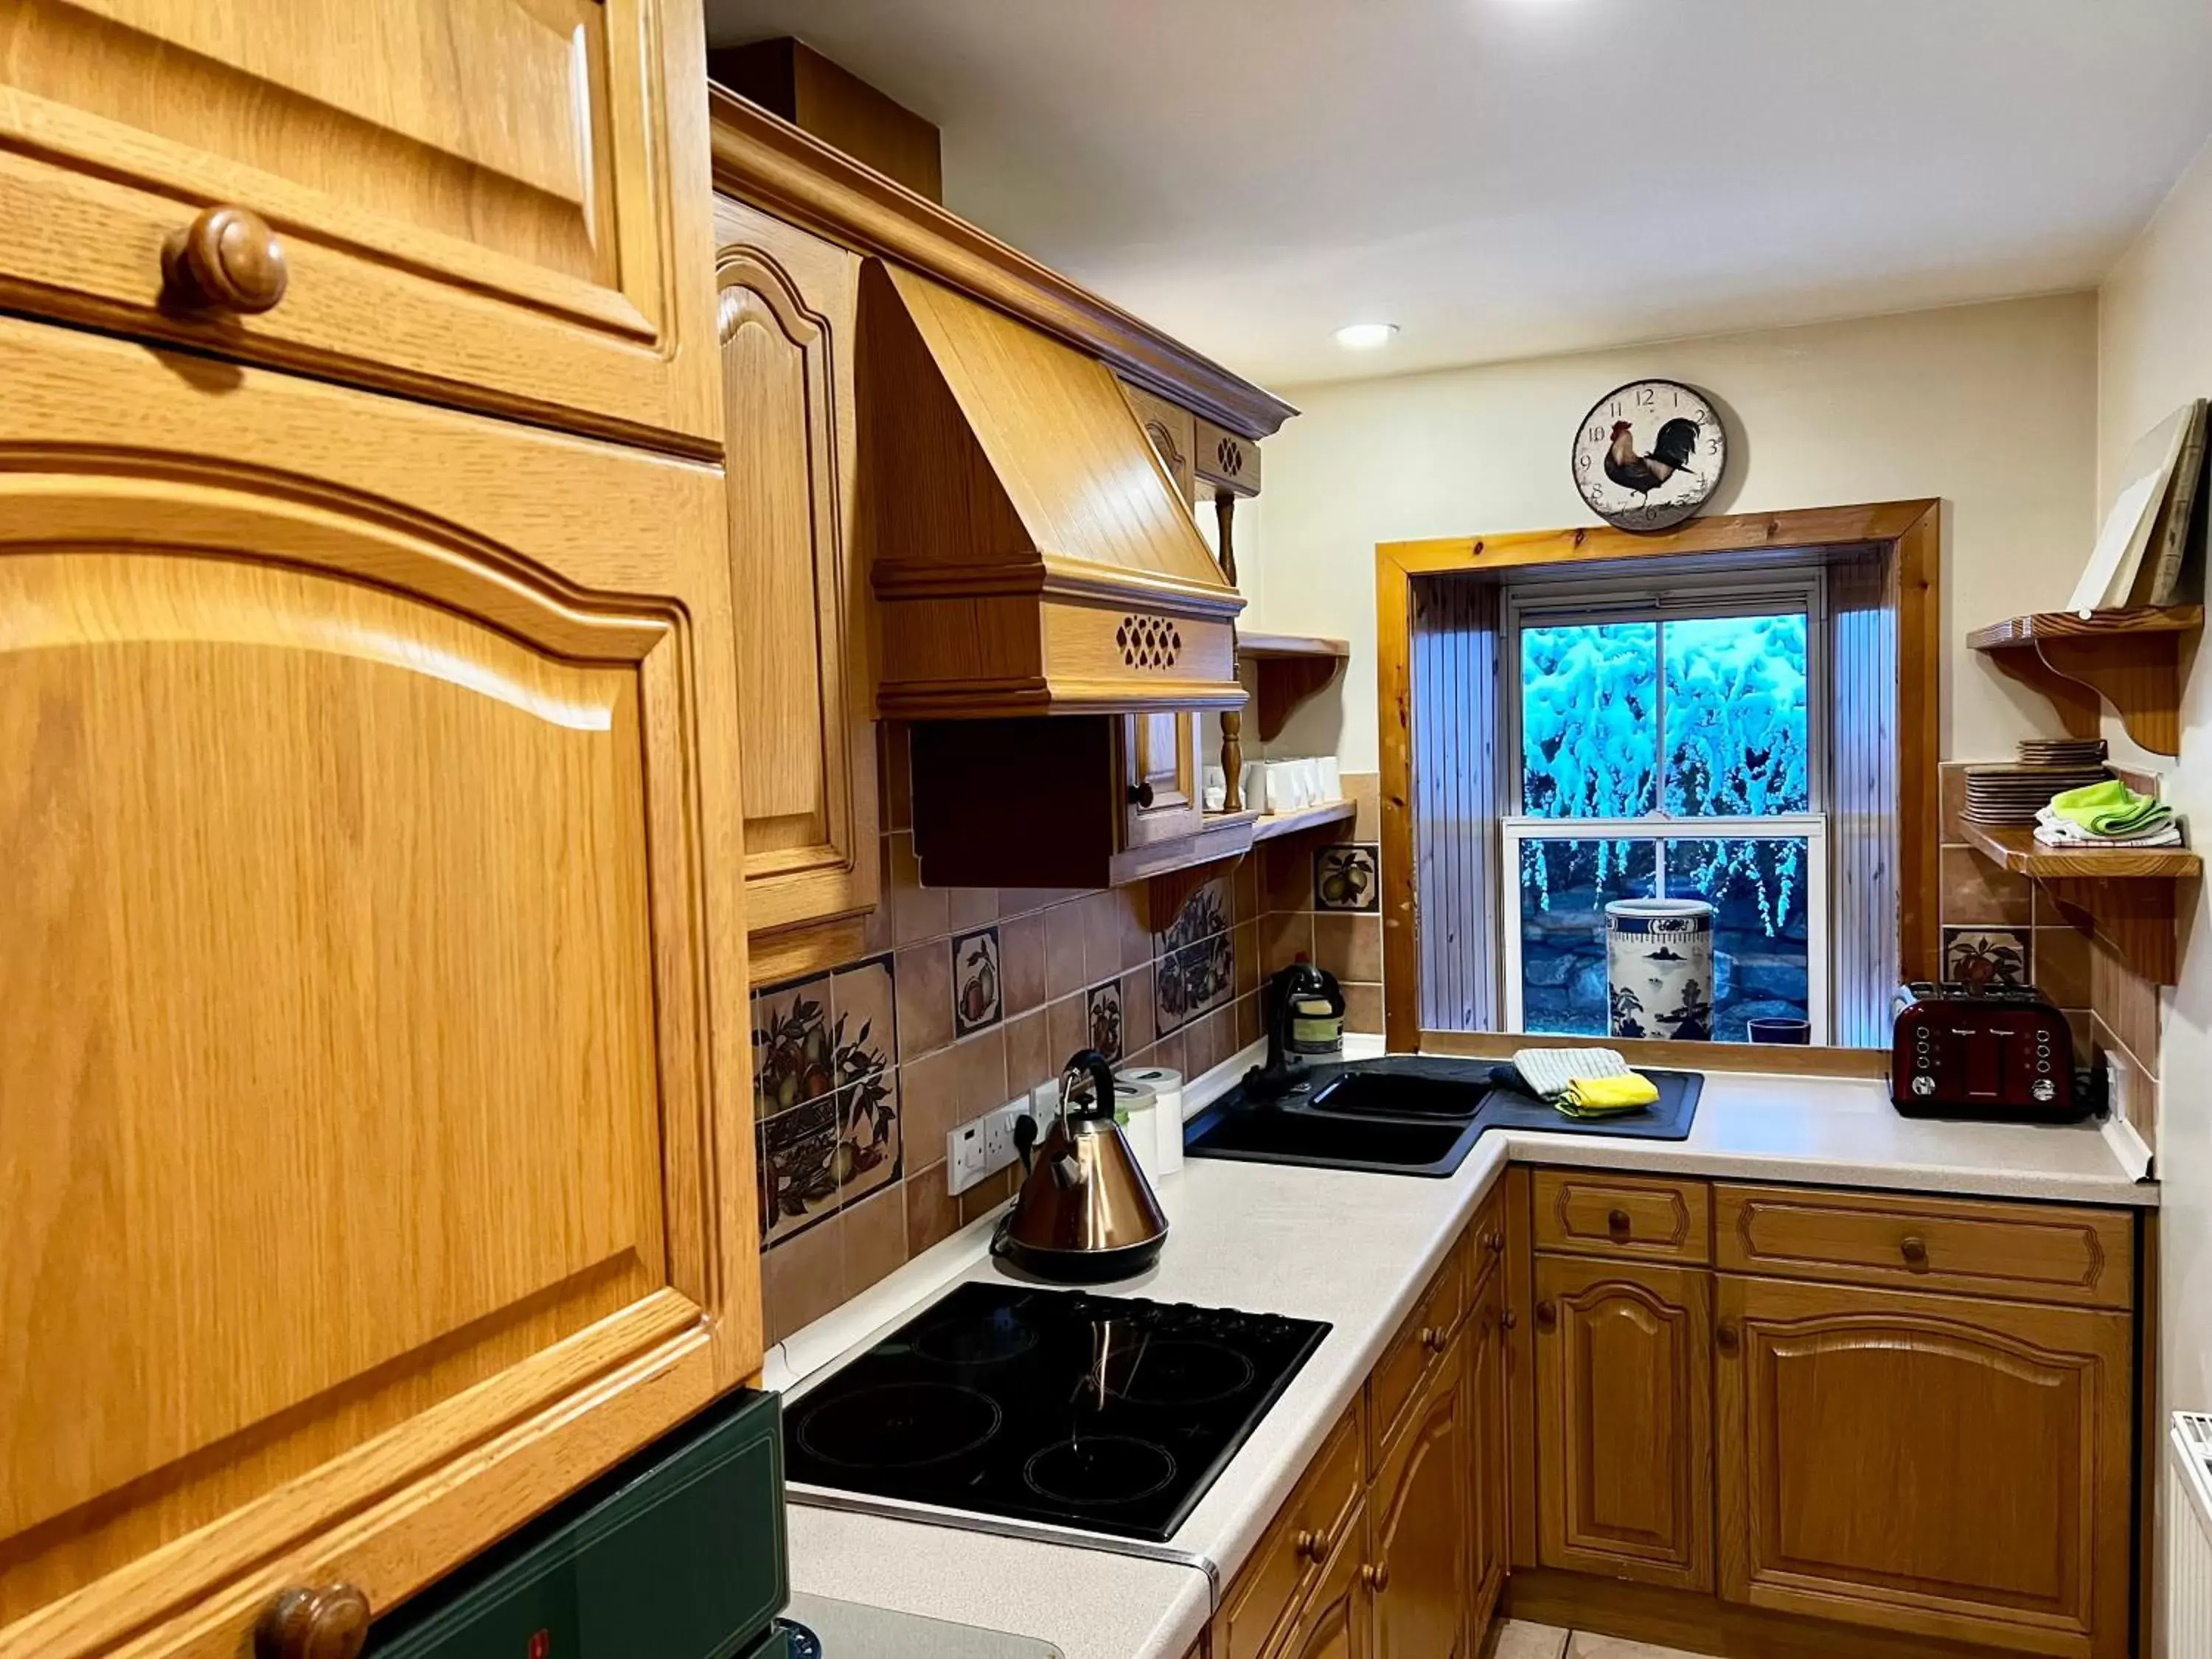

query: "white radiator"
(2169, 1413), (2212, 1656)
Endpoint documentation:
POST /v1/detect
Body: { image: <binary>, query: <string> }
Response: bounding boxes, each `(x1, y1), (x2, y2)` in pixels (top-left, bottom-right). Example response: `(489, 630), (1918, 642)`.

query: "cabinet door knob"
(1534, 1299), (1557, 1332)
(1361, 1560), (1391, 1592)
(1499, 1306), (1518, 1332)
(1900, 1235), (1930, 1268)
(1419, 1324), (1448, 1354)
(1127, 780), (1156, 809)
(1606, 1207), (1632, 1240)
(257, 1584), (371, 1659)
(1293, 1528), (1326, 1563)
(1485, 1229), (1506, 1253)
(1717, 1320), (1742, 1357)
(164, 204), (289, 314)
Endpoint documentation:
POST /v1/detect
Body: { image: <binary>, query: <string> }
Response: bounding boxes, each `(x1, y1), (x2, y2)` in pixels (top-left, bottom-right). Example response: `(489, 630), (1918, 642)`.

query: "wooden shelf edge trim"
(1238, 631), (1352, 661)
(1956, 820), (2199, 880)
(1964, 605), (2203, 652)
(1250, 799), (1357, 842)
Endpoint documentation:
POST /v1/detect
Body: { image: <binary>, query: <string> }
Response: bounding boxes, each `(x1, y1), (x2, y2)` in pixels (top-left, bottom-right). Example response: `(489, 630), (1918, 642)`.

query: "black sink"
(1308, 1069), (1486, 1119)
(1183, 1057), (1493, 1178)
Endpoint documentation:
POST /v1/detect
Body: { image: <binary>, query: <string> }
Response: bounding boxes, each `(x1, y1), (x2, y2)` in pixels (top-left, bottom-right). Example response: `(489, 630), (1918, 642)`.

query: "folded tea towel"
(1557, 1072), (1662, 1119)
(1512, 1046), (1632, 1099)
(2048, 779), (2172, 837)
(2033, 804), (2183, 849)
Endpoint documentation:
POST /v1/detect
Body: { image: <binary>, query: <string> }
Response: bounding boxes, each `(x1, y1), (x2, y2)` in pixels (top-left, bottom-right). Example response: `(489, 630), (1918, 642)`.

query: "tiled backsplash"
(751, 734), (1391, 1344)
(1936, 759), (2160, 1144)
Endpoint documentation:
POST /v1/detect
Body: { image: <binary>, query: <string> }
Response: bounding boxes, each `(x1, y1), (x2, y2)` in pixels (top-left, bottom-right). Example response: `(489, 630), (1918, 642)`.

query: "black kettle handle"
(1061, 1048), (1118, 1120)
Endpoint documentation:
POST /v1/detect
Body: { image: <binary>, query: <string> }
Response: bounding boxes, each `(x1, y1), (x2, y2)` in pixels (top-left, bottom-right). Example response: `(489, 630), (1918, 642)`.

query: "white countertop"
(774, 1046), (2155, 1659)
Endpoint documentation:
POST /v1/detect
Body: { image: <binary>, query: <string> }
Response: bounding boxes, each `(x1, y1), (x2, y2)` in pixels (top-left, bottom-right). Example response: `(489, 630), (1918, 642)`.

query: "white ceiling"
(703, 0), (2212, 390)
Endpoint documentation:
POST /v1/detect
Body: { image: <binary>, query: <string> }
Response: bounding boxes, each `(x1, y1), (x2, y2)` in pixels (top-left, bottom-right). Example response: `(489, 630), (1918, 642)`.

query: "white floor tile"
(1484, 1621), (1571, 1659)
(1566, 1632), (1714, 1659)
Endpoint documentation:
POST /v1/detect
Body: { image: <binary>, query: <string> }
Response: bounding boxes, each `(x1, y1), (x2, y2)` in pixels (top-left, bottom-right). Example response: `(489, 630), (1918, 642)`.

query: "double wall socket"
(947, 1099), (1032, 1197)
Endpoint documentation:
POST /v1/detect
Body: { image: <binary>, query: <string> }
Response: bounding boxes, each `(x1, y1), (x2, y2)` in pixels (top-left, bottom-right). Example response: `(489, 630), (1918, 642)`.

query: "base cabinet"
(1716, 1275), (2133, 1659)
(1369, 1334), (1470, 1659)
(1287, 1506), (1374, 1659)
(1467, 1271), (1509, 1631)
(1533, 1254), (1713, 1592)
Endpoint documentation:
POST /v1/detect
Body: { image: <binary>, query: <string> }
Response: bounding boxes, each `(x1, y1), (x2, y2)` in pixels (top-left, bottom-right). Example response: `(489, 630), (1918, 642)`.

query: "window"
(1502, 573), (1831, 1043)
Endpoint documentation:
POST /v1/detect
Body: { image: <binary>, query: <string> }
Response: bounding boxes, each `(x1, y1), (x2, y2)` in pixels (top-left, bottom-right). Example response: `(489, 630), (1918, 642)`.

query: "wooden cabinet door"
(1285, 1503), (1372, 1659)
(0, 0), (718, 446)
(1121, 710), (1203, 849)
(1467, 1270), (1509, 1632)
(1533, 1254), (1713, 1591)
(714, 198), (880, 945)
(0, 316), (754, 1659)
(1370, 1328), (1470, 1659)
(1717, 1276), (2132, 1658)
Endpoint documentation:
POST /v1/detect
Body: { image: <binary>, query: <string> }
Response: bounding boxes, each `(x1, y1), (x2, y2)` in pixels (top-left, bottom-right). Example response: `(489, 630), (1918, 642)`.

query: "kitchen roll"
(1117, 1065), (1184, 1174)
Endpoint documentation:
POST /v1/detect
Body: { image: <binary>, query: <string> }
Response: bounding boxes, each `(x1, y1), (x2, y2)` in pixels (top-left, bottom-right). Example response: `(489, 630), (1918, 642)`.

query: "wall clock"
(1571, 379), (1726, 532)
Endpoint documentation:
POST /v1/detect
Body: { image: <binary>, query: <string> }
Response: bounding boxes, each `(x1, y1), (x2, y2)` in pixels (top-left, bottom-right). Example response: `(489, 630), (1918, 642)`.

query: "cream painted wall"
(1244, 293), (2100, 773)
(2100, 136), (2212, 1629)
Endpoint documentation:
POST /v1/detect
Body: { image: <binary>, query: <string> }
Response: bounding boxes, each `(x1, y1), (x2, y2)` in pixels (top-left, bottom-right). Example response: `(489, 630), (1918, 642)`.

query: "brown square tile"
(952, 1026), (1010, 1118)
(894, 939), (955, 1060)
(879, 721), (914, 831)
(1121, 887), (1155, 971)
(1343, 981), (1385, 1035)
(2091, 933), (2160, 1078)
(1048, 991), (1088, 1067)
(948, 885), (998, 932)
(959, 1163), (1019, 1227)
(2034, 925), (2090, 1006)
(1005, 1010), (1053, 1096)
(1938, 762), (1970, 844)
(1260, 910), (1315, 976)
(1192, 1006), (1238, 1077)
(1046, 900), (1088, 998)
(761, 1210), (843, 1344)
(1314, 913), (1384, 982)
(1148, 1027), (1187, 1079)
(2065, 1006), (2095, 1058)
(1938, 845), (2031, 927)
(841, 1183), (907, 1297)
(1235, 990), (1262, 1048)
(1262, 840), (1310, 912)
(888, 832), (950, 946)
(1001, 911), (1048, 1016)
(1234, 856), (1262, 925)
(1124, 962), (1158, 1055)
(951, 925), (1004, 1036)
(1234, 921), (1260, 996)
(1349, 771), (1382, 841)
(906, 1164), (962, 1258)
(1084, 889), (1128, 984)
(900, 1044), (962, 1167)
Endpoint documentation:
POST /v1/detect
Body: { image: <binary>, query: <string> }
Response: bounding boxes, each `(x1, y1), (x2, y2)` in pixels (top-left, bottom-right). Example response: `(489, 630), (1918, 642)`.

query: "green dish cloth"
(2050, 779), (2171, 836)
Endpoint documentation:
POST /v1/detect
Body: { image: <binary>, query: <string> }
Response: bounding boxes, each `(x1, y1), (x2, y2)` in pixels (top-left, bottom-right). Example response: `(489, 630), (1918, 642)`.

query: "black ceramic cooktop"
(783, 1281), (1330, 1543)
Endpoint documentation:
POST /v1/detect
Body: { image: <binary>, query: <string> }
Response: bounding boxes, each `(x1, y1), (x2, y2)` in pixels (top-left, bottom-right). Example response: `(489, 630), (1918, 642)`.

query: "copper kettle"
(993, 1050), (1169, 1282)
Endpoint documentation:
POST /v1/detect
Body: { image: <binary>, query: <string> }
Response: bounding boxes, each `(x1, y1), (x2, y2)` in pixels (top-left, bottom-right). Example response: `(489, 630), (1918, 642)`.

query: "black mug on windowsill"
(1746, 1017), (1812, 1045)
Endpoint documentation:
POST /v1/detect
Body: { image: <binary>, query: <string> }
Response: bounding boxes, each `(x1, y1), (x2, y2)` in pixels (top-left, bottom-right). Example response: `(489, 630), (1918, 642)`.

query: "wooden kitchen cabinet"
(1533, 1254), (1713, 1592)
(1369, 1331), (1471, 1659)
(0, 0), (720, 448)
(712, 195), (880, 961)
(1467, 1270), (1509, 1632)
(1123, 710), (1206, 849)
(0, 316), (756, 1659)
(1286, 1509), (1374, 1659)
(1715, 1274), (2133, 1658)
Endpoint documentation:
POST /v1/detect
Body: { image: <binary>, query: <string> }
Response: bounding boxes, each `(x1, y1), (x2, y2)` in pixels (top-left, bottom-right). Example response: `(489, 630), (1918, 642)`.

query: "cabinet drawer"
(1715, 1184), (2134, 1310)
(1468, 1182), (1509, 1293)
(1534, 1170), (1710, 1264)
(1214, 1403), (1364, 1659)
(0, 0), (717, 448)
(1368, 1237), (1472, 1465)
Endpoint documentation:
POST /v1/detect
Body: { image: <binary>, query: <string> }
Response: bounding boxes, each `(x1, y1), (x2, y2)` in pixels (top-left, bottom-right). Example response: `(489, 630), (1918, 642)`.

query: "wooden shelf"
(1250, 799), (1357, 842)
(1966, 605), (2201, 757)
(1958, 821), (2197, 983)
(1240, 632), (1350, 741)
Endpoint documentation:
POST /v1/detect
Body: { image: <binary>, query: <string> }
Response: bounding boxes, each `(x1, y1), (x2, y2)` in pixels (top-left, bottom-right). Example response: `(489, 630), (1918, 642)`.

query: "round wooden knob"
(1900, 1236), (1930, 1268)
(163, 204), (289, 314)
(257, 1584), (370, 1659)
(1362, 1560), (1391, 1592)
(1294, 1528), (1326, 1563)
(1607, 1207), (1632, 1239)
(1499, 1306), (1518, 1332)
(1485, 1229), (1506, 1253)
(1419, 1325), (1447, 1354)
(1716, 1320), (1742, 1357)
(1534, 1299), (1557, 1332)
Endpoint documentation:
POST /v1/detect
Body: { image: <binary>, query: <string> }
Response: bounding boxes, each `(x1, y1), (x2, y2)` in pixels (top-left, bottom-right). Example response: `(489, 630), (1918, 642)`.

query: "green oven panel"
(368, 1388), (787, 1659)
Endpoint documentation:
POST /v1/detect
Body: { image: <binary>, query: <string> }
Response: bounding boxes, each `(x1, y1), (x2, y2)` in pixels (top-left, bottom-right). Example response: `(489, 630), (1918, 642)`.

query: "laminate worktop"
(771, 1048), (2154, 1659)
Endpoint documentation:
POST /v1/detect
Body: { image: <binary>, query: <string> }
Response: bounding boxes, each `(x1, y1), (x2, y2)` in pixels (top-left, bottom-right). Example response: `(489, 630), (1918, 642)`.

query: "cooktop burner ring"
(911, 1308), (1040, 1367)
(1102, 1337), (1257, 1408)
(1022, 1435), (1178, 1508)
(795, 1382), (1003, 1470)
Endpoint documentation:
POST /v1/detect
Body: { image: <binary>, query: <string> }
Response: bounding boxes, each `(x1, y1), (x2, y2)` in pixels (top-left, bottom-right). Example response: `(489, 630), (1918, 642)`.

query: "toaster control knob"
(2031, 1078), (2058, 1103)
(1910, 1074), (1935, 1097)
(1914, 1025), (1930, 1040)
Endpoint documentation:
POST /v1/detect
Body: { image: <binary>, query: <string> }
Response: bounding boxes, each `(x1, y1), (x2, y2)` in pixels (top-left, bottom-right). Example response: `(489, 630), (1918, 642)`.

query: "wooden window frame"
(1376, 499), (1941, 1071)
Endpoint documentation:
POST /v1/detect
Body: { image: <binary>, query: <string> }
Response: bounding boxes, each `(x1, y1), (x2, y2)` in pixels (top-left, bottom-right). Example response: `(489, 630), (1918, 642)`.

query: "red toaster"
(1891, 981), (2081, 1121)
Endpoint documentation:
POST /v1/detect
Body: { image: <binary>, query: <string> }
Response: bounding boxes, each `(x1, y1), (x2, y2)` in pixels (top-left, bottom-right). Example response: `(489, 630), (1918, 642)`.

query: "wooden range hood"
(860, 261), (1246, 717)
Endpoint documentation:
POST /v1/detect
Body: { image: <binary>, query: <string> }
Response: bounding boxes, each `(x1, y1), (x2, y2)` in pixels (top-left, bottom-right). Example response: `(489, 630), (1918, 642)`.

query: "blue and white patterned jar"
(1604, 899), (1715, 1041)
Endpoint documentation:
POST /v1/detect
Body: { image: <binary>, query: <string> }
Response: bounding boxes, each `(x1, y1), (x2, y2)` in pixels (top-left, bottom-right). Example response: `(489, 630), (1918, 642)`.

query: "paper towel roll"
(1117, 1066), (1184, 1174)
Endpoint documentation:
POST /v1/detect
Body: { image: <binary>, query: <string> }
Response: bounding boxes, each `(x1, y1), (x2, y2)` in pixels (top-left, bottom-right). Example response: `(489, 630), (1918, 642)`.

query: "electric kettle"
(993, 1049), (1169, 1282)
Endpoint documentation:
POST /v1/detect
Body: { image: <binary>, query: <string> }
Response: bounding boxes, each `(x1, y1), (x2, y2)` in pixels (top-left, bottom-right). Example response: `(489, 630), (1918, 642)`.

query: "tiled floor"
(1484, 1620), (1711, 1659)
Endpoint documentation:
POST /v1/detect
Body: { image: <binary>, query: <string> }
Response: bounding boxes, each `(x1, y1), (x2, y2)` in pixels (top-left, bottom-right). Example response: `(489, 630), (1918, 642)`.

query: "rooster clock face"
(1571, 379), (1727, 532)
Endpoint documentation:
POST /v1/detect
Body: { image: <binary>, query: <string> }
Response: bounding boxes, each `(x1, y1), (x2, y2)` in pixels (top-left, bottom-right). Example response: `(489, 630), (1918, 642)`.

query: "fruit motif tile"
(754, 972), (835, 1119)
(1156, 931), (1234, 1037)
(952, 925), (1003, 1036)
(1314, 843), (1380, 912)
(756, 960), (904, 1245)
(1155, 874), (1230, 955)
(1941, 925), (2030, 990)
(1087, 978), (1124, 1063)
(758, 1095), (839, 1244)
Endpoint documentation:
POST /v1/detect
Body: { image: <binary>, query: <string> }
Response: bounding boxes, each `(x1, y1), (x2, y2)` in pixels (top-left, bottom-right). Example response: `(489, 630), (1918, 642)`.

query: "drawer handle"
(1361, 1559), (1391, 1592)
(1606, 1207), (1632, 1240)
(1900, 1235), (1930, 1270)
(1419, 1324), (1448, 1354)
(1716, 1320), (1741, 1357)
(257, 1584), (370, 1659)
(164, 204), (289, 315)
(1534, 1299), (1557, 1332)
(1293, 1528), (1328, 1564)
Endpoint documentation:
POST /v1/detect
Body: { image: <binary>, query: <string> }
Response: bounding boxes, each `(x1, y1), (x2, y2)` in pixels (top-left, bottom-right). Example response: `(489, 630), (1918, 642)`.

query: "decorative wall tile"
(832, 956), (898, 1068)
(1156, 931), (1234, 1036)
(754, 972), (835, 1119)
(1156, 874), (1230, 955)
(759, 1095), (840, 1244)
(836, 1065), (901, 1209)
(1314, 844), (1381, 912)
(1941, 926), (2029, 990)
(1087, 978), (1125, 1063)
(952, 925), (1003, 1035)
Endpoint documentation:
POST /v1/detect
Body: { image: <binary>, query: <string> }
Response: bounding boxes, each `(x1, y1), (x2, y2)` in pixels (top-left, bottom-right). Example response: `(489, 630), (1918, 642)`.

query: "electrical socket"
(947, 1098), (1032, 1197)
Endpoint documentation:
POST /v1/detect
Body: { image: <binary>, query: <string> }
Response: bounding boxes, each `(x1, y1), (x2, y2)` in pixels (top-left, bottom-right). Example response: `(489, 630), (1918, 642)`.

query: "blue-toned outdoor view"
(1517, 615), (1813, 1040)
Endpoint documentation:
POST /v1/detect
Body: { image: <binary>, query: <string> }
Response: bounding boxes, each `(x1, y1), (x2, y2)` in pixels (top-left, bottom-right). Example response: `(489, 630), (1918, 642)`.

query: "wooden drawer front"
(1715, 1185), (2134, 1310)
(1468, 1183), (1509, 1294)
(0, 0), (717, 447)
(1368, 1239), (1471, 1466)
(1534, 1170), (1710, 1264)
(1214, 1404), (1363, 1659)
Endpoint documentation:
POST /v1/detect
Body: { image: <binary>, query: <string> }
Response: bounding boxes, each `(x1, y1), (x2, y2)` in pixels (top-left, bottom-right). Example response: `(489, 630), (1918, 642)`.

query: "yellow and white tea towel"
(1511, 1046), (1660, 1119)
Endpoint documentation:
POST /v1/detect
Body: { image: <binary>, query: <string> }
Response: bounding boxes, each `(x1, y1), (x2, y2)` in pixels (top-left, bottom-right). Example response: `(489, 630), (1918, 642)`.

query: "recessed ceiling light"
(1334, 322), (1399, 350)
